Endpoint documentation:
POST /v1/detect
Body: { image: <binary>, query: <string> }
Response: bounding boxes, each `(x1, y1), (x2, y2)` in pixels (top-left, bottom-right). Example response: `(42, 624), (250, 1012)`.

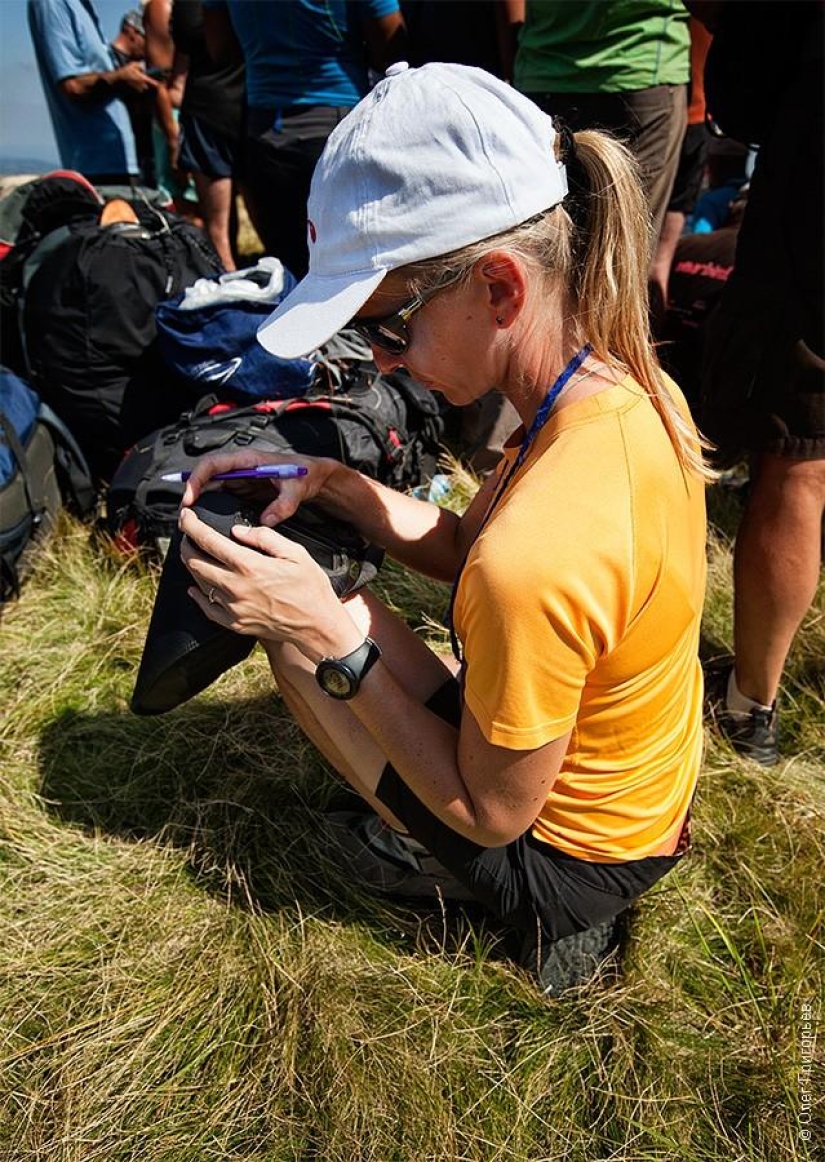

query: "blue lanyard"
(447, 344), (592, 663)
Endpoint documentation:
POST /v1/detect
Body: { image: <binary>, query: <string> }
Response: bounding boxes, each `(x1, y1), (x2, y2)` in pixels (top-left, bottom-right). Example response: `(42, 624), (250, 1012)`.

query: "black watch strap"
(315, 636), (382, 700)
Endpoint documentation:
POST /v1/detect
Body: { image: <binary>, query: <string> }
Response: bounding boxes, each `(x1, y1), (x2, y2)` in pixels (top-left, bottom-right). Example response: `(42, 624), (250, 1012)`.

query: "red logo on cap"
(307, 219), (317, 243)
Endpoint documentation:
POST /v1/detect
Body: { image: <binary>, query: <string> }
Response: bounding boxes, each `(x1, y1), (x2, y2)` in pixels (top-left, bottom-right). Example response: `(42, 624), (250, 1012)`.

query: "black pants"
(242, 104), (351, 279)
(375, 680), (685, 941)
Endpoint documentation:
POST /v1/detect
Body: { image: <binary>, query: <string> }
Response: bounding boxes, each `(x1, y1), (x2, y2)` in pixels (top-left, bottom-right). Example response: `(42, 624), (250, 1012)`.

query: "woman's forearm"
(318, 462), (463, 582)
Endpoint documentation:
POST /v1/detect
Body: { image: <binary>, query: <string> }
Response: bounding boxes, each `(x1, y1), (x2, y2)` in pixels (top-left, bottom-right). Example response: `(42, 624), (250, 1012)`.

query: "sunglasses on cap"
(350, 282), (449, 356)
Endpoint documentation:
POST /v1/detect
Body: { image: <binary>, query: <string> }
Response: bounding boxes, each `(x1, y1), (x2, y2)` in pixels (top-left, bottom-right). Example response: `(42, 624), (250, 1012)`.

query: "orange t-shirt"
(453, 375), (706, 863)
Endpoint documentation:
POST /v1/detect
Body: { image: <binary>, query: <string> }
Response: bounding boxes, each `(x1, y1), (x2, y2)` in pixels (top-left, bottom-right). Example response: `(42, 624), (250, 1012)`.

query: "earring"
(496, 314), (505, 325)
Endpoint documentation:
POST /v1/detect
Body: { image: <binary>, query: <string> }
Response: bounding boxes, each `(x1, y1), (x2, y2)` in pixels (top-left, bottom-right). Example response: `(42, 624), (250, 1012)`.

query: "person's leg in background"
(649, 120), (709, 333)
(191, 171), (236, 271)
(152, 113), (203, 225)
(732, 454), (825, 712)
(178, 113), (241, 272)
(702, 51), (824, 766)
(649, 11), (711, 326)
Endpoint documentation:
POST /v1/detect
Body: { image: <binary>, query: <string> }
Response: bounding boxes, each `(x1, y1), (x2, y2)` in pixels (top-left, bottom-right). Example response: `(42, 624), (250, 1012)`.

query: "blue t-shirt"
(28, 0), (138, 176)
(207, 0), (398, 109)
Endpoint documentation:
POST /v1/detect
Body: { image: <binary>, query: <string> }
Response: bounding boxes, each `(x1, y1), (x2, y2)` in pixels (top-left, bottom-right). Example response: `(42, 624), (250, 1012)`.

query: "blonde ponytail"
(571, 130), (716, 481)
(400, 127), (716, 482)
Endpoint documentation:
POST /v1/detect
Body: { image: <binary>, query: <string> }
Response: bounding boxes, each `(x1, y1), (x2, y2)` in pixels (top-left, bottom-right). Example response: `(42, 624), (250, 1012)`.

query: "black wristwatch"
(315, 637), (382, 700)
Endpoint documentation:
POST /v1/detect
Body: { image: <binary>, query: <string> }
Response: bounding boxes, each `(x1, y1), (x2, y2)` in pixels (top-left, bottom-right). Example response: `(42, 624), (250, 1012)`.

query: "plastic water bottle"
(413, 473), (451, 504)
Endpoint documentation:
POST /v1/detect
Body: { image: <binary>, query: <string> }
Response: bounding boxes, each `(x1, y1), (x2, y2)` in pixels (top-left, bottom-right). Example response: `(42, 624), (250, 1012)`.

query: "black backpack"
(22, 204), (222, 483)
(105, 359), (444, 554)
(0, 171), (104, 379)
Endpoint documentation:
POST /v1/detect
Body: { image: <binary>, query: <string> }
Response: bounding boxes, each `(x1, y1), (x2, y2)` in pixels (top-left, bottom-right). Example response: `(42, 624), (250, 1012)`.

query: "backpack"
(0, 365), (94, 604)
(0, 171), (104, 378)
(154, 257), (316, 403)
(21, 203), (223, 482)
(105, 353), (444, 554)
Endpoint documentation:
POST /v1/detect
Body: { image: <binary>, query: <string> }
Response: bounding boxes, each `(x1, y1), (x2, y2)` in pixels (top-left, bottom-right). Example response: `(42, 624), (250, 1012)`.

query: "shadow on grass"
(36, 696), (511, 963)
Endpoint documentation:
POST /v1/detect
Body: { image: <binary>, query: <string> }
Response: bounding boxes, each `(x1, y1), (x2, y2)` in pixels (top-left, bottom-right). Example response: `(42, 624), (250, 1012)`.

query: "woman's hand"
(181, 450), (340, 527)
(178, 507), (363, 660)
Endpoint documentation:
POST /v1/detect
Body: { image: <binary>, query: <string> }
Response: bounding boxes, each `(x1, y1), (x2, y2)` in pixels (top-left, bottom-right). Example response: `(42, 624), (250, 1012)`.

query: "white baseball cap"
(257, 62), (567, 359)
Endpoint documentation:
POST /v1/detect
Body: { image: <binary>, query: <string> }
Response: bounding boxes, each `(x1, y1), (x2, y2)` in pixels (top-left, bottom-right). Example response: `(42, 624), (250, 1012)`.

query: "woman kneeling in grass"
(177, 62), (712, 994)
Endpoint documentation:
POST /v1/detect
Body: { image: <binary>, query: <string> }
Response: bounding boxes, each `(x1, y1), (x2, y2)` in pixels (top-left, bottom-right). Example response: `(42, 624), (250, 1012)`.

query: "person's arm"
(168, 50), (189, 110)
(362, 6), (407, 74)
(177, 498), (570, 847)
(181, 449), (500, 584)
(153, 82), (181, 167)
(348, 659), (571, 845)
(144, 0), (174, 70)
(496, 0), (525, 83)
(145, 0), (186, 107)
(649, 208), (687, 335)
(60, 62), (159, 101)
(312, 459), (503, 581)
(32, 0), (158, 100)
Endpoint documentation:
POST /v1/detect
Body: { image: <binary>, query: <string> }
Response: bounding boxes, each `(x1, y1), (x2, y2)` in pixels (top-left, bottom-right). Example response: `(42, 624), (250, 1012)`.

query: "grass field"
(1, 469), (823, 1162)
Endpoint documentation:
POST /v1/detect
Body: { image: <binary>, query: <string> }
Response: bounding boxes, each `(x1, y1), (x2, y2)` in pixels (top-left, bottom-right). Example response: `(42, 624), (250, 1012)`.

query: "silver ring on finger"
(208, 586), (218, 605)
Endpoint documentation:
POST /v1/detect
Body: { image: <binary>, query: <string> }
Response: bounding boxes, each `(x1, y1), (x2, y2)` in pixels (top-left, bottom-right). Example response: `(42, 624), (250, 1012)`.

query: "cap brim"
(257, 266), (386, 359)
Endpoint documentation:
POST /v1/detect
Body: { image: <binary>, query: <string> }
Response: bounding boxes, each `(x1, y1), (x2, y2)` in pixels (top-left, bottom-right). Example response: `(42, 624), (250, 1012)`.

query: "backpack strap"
(17, 225), (74, 381)
(0, 405), (46, 600)
(0, 405), (45, 522)
(37, 402), (96, 516)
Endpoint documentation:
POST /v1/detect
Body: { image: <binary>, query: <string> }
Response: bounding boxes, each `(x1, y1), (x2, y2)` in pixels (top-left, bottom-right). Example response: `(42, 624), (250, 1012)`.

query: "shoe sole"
(522, 917), (622, 998)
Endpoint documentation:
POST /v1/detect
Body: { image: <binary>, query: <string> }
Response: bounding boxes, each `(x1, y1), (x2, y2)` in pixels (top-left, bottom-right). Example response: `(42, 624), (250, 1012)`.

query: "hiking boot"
(323, 810), (478, 903)
(520, 916), (623, 998)
(703, 658), (779, 767)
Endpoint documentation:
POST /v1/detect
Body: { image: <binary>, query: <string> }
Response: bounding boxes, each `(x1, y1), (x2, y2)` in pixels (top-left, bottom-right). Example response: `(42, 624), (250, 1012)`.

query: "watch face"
(319, 663), (354, 699)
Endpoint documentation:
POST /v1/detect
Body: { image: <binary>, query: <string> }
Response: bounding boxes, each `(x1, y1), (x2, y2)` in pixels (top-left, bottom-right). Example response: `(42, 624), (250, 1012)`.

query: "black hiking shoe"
(703, 658), (779, 767)
(520, 917), (623, 998)
(323, 810), (477, 903)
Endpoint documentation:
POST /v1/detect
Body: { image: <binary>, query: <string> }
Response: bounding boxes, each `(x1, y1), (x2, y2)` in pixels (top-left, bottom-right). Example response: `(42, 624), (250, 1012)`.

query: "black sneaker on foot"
(323, 810), (477, 903)
(520, 917), (623, 998)
(703, 658), (779, 767)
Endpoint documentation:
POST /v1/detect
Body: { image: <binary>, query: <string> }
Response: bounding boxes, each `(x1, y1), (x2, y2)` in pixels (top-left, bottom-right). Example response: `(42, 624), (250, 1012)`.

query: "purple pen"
(160, 464), (309, 483)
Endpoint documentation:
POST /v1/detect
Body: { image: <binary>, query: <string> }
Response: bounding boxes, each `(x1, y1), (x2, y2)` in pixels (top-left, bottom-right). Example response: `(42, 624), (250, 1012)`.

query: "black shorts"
(700, 53), (825, 463)
(178, 113), (239, 180)
(375, 680), (684, 941)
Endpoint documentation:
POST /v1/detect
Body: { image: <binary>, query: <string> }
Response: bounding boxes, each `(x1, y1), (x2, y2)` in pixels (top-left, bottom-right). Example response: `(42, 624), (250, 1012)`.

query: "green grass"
(1, 477), (823, 1161)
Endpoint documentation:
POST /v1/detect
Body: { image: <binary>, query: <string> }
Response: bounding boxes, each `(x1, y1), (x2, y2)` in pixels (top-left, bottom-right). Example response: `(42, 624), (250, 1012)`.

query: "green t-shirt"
(515, 0), (690, 94)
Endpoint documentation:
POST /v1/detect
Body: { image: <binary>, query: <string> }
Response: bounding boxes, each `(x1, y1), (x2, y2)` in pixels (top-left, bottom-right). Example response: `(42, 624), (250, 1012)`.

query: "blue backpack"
(154, 259), (316, 403)
(0, 366), (94, 603)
